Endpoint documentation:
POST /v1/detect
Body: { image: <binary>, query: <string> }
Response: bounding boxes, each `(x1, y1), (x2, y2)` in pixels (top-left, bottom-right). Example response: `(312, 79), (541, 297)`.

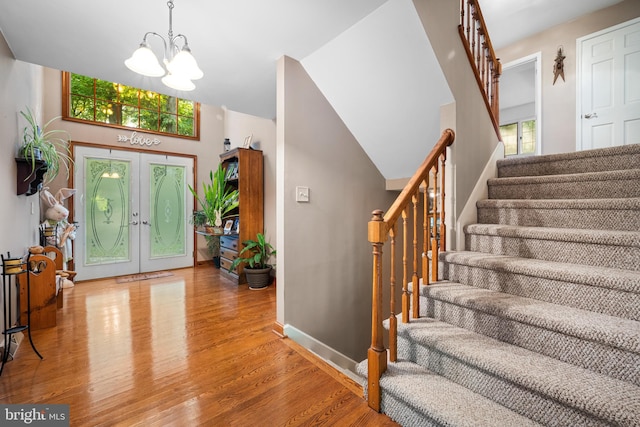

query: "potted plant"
(19, 106), (73, 183)
(188, 163), (239, 234)
(229, 232), (276, 289)
(190, 210), (221, 267)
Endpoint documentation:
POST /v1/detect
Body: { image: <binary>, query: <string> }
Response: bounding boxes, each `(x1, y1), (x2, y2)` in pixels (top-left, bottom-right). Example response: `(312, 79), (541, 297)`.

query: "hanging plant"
(19, 106), (73, 183)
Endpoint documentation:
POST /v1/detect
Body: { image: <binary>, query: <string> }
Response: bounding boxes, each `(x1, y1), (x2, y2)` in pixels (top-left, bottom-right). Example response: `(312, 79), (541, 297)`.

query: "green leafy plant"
(190, 210), (220, 257)
(229, 232), (276, 271)
(188, 164), (239, 227)
(19, 106), (73, 183)
(190, 210), (208, 228)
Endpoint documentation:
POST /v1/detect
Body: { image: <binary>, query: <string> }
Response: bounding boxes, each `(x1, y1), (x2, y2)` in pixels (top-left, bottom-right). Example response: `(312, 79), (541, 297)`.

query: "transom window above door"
(62, 72), (200, 139)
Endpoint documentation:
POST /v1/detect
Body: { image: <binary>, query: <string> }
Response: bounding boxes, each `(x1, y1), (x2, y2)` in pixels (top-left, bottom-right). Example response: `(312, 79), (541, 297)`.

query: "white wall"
(501, 102), (536, 125)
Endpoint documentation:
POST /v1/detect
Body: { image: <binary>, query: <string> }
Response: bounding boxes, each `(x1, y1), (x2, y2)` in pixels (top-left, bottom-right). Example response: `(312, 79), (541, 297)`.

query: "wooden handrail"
(459, 0), (502, 139)
(367, 129), (454, 411)
(383, 130), (455, 227)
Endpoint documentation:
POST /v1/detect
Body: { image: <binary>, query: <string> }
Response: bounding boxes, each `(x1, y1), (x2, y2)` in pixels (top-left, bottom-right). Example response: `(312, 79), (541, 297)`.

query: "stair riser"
(440, 262), (640, 321)
(465, 234), (640, 271)
(381, 394), (440, 427)
(497, 148), (640, 178)
(396, 334), (607, 426)
(488, 177), (640, 200)
(419, 296), (640, 386)
(477, 206), (640, 231)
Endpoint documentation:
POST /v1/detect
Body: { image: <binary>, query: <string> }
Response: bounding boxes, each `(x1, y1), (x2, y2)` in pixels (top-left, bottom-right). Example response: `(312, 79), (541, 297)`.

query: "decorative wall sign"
(117, 131), (162, 146)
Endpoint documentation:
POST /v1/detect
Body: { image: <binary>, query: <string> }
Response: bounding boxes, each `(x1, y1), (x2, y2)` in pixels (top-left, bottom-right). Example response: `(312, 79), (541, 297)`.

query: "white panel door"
(578, 18), (640, 150)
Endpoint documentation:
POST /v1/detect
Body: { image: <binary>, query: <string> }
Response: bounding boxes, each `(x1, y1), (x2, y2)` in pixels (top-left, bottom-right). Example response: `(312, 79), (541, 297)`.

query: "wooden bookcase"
(219, 148), (263, 284)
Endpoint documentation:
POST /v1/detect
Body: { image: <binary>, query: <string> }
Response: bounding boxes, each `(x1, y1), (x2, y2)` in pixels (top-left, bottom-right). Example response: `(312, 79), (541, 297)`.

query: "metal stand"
(1, 253), (42, 375)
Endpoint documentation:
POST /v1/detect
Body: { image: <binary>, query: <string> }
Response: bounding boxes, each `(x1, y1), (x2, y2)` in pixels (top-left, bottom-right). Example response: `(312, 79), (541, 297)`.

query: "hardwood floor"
(0, 266), (399, 426)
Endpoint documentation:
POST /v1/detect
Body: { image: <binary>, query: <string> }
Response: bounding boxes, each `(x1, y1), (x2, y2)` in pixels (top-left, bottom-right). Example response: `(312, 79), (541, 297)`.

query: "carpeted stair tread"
(497, 143), (640, 177)
(489, 169), (640, 187)
(476, 197), (640, 230)
(465, 224), (640, 271)
(440, 251), (640, 295)
(487, 169), (640, 200)
(465, 224), (640, 247)
(477, 197), (640, 211)
(396, 318), (640, 425)
(440, 252), (640, 321)
(420, 281), (640, 354)
(356, 360), (543, 427)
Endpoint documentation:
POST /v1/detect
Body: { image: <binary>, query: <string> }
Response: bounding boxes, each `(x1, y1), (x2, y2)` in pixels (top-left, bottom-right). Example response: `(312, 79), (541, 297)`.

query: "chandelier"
(124, 0), (203, 91)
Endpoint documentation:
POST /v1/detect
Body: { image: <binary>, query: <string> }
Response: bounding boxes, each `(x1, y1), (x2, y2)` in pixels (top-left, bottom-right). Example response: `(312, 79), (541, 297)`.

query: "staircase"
(358, 144), (640, 426)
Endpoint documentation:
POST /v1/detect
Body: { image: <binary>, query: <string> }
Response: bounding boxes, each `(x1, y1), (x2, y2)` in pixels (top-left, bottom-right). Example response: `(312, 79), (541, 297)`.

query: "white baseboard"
(283, 324), (363, 385)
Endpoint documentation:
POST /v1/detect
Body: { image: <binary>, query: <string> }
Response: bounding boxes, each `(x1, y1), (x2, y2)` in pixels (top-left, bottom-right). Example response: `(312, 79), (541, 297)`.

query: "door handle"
(130, 221), (139, 225)
(584, 112), (598, 119)
(142, 220), (151, 226)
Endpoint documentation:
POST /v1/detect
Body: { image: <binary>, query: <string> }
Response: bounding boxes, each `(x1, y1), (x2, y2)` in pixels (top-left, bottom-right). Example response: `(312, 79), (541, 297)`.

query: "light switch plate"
(296, 186), (310, 202)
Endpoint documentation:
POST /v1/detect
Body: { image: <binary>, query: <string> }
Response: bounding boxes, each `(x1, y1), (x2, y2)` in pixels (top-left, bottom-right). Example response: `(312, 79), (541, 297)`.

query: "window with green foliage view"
(63, 72), (199, 139)
(500, 119), (536, 156)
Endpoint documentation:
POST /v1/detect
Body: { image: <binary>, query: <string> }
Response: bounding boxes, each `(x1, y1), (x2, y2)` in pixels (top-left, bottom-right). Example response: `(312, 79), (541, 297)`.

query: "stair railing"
(367, 129), (455, 411)
(459, 0), (501, 136)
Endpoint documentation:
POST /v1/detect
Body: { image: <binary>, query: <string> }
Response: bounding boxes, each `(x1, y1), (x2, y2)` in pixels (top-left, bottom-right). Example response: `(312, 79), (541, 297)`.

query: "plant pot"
(204, 225), (223, 235)
(244, 266), (272, 289)
(21, 146), (42, 161)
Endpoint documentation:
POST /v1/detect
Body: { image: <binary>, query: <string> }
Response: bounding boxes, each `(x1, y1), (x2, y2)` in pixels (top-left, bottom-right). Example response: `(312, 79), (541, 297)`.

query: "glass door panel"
(85, 157), (132, 264)
(141, 154), (193, 272)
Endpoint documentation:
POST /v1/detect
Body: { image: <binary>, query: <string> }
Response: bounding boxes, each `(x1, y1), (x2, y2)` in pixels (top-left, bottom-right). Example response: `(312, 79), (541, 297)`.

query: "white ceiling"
(0, 0), (623, 120)
(482, 0), (624, 49)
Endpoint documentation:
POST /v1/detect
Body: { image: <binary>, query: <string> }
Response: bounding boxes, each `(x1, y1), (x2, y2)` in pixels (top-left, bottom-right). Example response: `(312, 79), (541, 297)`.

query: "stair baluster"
(459, 0), (501, 136)
(367, 129), (455, 412)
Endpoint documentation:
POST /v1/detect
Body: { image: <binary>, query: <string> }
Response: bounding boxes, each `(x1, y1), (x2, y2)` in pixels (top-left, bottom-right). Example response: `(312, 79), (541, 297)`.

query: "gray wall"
(277, 56), (397, 361)
(0, 33), (47, 332)
(497, 0), (640, 154)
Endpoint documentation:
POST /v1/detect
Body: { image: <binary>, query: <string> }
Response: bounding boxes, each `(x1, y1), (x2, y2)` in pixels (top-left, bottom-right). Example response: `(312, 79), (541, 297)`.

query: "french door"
(73, 146), (194, 280)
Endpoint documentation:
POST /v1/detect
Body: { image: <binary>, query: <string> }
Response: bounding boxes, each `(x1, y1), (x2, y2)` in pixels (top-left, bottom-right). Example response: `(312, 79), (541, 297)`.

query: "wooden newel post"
(368, 209), (387, 412)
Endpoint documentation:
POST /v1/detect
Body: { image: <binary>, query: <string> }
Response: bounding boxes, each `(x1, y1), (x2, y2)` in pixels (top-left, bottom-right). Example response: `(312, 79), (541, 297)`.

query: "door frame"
(68, 141), (198, 279)
(576, 16), (640, 150)
(500, 51), (542, 156)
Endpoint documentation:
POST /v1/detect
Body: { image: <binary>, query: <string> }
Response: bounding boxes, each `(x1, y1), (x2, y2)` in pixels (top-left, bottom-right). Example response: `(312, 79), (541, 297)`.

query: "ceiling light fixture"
(124, 0), (203, 91)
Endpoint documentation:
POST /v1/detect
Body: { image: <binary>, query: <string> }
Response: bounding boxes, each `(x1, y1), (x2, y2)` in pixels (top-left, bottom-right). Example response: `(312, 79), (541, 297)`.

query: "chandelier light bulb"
(161, 73), (195, 91)
(124, 43), (165, 77)
(167, 48), (204, 80)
